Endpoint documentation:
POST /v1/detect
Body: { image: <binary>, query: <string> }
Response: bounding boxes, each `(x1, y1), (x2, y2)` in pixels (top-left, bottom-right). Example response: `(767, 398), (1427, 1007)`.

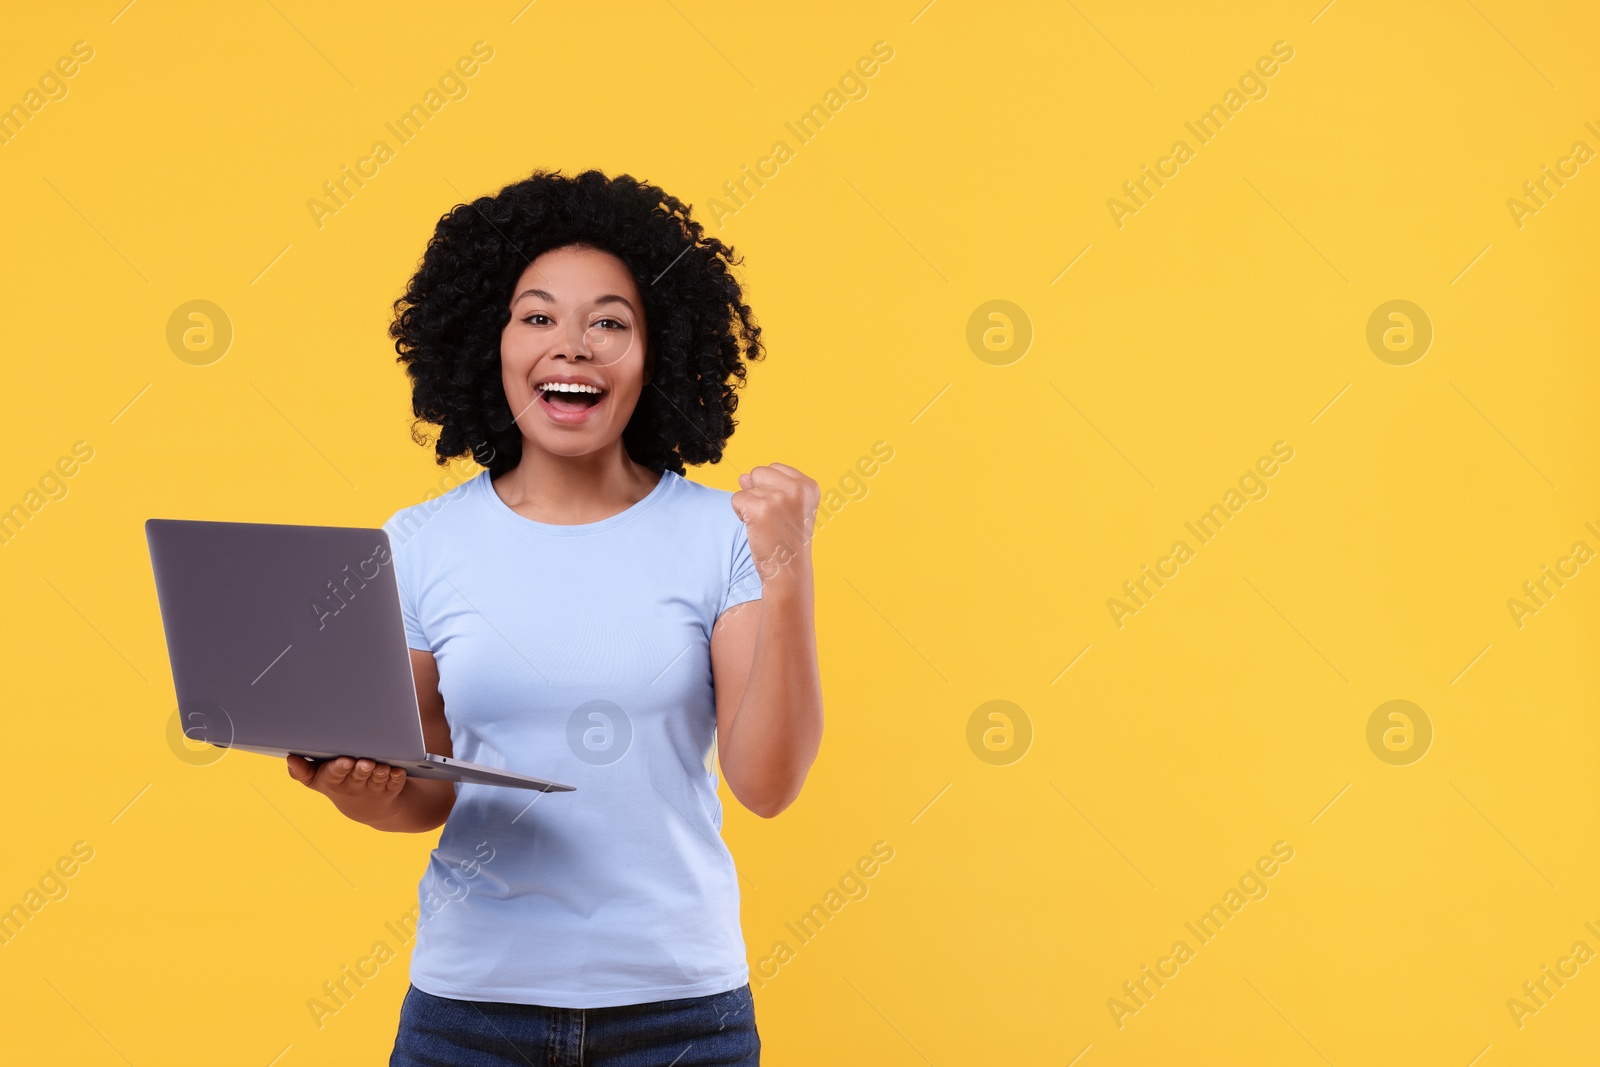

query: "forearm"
(720, 566), (824, 817)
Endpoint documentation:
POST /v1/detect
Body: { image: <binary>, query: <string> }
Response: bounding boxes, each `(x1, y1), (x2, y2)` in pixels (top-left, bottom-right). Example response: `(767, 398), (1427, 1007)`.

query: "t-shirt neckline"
(476, 467), (676, 536)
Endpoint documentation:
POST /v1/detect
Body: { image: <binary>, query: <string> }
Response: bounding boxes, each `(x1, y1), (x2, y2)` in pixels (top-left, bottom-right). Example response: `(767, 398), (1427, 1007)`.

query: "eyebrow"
(513, 288), (636, 313)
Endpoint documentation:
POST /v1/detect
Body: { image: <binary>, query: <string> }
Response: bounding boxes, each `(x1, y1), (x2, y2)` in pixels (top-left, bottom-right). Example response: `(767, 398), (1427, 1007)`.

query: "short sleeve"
(718, 518), (764, 617)
(383, 518), (433, 652)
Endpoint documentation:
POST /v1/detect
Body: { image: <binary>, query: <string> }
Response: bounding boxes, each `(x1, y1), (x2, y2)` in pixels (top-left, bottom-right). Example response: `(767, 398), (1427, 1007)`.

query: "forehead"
(515, 245), (639, 298)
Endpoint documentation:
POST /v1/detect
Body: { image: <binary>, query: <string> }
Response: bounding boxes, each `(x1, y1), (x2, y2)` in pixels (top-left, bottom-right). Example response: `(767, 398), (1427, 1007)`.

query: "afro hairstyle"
(388, 167), (764, 477)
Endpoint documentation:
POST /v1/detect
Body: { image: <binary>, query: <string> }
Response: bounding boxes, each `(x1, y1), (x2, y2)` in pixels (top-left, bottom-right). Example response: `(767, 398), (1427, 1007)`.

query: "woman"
(285, 168), (824, 1066)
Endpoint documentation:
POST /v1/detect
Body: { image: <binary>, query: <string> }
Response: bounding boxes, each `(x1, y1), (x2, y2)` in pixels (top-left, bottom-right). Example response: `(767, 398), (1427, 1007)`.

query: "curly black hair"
(388, 168), (764, 477)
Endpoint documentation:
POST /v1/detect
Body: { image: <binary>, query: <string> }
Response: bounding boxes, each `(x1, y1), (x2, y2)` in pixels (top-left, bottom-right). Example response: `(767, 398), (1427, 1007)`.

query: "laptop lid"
(145, 518), (428, 762)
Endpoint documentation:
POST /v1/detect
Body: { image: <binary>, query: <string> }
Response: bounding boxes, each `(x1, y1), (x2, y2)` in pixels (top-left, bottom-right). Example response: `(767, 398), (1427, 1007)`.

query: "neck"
(491, 439), (662, 525)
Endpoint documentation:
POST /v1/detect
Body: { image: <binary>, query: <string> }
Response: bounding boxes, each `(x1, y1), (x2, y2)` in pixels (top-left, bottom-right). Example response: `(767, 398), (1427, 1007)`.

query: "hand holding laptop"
(286, 755), (413, 827)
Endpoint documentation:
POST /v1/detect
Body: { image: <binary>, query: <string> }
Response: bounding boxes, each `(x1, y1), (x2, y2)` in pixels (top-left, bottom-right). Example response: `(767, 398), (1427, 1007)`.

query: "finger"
(738, 471), (752, 489)
(767, 464), (819, 506)
(286, 755), (312, 784)
(366, 763), (391, 792)
(746, 465), (789, 488)
(730, 489), (770, 523)
(349, 759), (375, 784)
(321, 757), (355, 786)
(387, 768), (408, 794)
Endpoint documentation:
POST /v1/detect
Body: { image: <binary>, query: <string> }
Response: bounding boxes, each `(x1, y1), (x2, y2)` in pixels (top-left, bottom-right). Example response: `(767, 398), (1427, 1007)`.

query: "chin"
(542, 437), (612, 456)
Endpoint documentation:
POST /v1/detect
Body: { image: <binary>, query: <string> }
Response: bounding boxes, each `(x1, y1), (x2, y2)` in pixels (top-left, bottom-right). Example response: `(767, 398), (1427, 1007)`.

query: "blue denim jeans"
(389, 981), (761, 1066)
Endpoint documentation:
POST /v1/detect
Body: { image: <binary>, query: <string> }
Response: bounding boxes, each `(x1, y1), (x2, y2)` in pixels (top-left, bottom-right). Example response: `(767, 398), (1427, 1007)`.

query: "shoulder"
(381, 470), (484, 557)
(664, 471), (756, 591)
(663, 469), (742, 533)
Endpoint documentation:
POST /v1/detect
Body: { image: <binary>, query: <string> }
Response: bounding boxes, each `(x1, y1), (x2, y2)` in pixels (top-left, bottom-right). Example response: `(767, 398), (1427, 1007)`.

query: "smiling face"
(500, 243), (649, 460)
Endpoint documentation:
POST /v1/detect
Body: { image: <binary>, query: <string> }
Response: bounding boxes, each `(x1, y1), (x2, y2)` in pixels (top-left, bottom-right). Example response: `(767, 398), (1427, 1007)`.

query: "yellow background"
(3, 0), (1597, 1063)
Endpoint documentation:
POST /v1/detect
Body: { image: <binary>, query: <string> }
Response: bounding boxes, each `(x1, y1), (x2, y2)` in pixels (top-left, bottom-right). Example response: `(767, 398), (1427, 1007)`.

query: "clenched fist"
(732, 462), (819, 585)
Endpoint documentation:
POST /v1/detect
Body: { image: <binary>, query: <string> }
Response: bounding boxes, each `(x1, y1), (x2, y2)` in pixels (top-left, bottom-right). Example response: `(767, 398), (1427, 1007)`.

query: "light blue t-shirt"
(380, 466), (764, 1008)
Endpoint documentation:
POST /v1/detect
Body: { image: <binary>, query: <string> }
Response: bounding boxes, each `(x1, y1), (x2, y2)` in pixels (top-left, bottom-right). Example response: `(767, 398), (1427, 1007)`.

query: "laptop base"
(220, 742), (576, 792)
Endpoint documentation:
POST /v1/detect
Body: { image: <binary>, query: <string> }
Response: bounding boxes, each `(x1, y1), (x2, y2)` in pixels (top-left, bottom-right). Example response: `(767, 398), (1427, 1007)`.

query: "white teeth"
(538, 382), (603, 394)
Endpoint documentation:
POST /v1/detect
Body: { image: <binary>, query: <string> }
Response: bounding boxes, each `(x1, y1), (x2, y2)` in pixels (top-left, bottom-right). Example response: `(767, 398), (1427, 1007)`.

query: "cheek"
(608, 354), (648, 401)
(609, 381), (643, 416)
(499, 337), (537, 381)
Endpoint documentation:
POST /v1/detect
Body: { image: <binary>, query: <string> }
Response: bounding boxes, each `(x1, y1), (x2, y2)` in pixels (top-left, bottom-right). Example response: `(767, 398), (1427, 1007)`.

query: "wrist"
(754, 538), (811, 577)
(760, 558), (813, 600)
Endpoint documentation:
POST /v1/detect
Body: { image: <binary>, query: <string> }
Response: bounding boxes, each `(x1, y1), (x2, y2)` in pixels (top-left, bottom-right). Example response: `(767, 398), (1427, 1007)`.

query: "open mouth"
(536, 381), (607, 421)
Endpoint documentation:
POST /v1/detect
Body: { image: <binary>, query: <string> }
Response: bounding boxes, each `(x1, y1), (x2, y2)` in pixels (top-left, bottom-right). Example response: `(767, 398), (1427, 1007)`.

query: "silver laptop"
(145, 517), (575, 793)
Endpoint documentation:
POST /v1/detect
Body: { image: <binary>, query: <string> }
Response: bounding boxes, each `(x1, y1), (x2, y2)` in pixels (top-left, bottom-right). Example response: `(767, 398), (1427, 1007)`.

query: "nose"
(556, 322), (593, 361)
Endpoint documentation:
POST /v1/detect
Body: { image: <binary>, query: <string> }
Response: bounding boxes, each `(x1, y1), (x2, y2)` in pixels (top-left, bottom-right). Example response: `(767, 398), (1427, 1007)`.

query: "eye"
(593, 317), (627, 330)
(522, 313), (552, 325)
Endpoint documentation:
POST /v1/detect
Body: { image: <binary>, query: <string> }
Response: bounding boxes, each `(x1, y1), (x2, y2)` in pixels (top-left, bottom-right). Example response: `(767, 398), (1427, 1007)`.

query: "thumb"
(286, 755), (313, 785)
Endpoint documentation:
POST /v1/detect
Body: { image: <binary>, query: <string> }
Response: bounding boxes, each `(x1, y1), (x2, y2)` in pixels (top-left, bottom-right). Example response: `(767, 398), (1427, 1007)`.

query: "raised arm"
(711, 463), (824, 818)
